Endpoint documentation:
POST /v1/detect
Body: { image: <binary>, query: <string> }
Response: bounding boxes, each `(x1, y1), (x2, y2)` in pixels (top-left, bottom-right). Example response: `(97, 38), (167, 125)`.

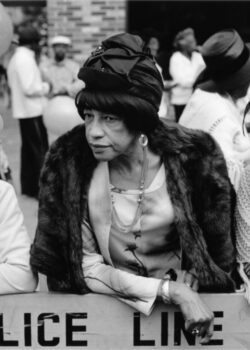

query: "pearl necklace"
(110, 146), (148, 233)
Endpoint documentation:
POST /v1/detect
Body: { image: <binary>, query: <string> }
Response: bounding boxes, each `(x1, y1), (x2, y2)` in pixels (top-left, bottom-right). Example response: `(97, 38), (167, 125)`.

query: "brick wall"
(47, 0), (127, 64)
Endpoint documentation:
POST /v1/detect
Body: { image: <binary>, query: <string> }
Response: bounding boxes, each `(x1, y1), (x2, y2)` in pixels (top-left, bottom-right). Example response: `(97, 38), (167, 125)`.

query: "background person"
(0, 178), (38, 294)
(0, 112), (12, 185)
(236, 85), (250, 132)
(40, 35), (83, 98)
(142, 29), (168, 119)
(179, 29), (250, 191)
(7, 25), (50, 199)
(30, 33), (236, 344)
(0, 3), (38, 294)
(235, 162), (250, 302)
(179, 29), (250, 301)
(169, 28), (205, 122)
(141, 28), (176, 119)
(0, 37), (19, 187)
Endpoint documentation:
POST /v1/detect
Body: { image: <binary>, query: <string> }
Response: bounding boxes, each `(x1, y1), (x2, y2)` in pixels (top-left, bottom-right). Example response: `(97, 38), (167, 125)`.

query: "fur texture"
(30, 119), (236, 293)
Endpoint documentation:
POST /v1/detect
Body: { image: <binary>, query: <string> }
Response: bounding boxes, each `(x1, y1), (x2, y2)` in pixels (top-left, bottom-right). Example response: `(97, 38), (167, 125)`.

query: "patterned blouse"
(109, 164), (181, 279)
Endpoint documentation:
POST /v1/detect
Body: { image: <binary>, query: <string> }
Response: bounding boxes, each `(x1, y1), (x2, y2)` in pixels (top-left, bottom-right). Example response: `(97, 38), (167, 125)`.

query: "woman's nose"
(88, 118), (104, 138)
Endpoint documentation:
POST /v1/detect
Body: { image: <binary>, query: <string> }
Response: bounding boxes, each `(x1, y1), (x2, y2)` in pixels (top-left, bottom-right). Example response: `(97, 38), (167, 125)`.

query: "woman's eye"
(103, 115), (118, 122)
(83, 113), (92, 120)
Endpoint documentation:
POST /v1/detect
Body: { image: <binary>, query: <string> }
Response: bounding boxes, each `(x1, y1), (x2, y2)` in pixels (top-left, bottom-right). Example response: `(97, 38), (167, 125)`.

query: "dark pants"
(173, 104), (186, 123)
(19, 116), (48, 198)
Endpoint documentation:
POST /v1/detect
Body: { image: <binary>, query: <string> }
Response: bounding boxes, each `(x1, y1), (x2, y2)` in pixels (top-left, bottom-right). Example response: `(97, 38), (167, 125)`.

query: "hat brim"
(197, 48), (250, 92)
(78, 67), (131, 91)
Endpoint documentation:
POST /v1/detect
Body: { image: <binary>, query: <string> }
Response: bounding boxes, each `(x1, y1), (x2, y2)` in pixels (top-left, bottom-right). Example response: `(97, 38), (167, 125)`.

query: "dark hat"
(197, 29), (250, 91)
(18, 26), (41, 46)
(77, 32), (163, 112)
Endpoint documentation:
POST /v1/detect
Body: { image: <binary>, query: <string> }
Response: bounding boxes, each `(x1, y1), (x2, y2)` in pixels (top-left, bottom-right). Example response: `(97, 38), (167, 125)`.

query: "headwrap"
(77, 33), (163, 113)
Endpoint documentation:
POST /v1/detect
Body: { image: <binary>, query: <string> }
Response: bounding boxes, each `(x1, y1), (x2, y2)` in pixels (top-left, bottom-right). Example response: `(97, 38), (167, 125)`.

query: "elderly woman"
(31, 33), (236, 344)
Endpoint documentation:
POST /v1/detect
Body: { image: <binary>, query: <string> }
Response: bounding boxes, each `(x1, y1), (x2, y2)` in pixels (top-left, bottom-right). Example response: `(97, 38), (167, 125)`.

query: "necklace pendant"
(110, 145), (148, 234)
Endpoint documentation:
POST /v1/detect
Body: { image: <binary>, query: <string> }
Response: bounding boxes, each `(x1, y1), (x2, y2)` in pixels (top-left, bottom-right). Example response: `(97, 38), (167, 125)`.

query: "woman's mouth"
(91, 144), (110, 152)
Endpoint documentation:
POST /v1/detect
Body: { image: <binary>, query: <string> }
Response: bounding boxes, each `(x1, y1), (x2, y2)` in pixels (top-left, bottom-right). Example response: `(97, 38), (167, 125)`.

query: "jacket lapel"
(87, 161), (113, 265)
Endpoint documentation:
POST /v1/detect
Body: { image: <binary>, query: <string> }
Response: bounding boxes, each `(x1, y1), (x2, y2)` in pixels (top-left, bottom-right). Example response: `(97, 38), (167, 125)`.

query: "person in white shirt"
(40, 35), (83, 98)
(7, 25), (50, 199)
(0, 114), (37, 293)
(0, 179), (37, 294)
(169, 28), (205, 121)
(0, 2), (37, 294)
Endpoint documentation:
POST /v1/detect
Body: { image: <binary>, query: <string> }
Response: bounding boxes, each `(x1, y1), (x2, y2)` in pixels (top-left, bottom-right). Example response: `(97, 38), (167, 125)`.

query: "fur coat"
(30, 119), (236, 293)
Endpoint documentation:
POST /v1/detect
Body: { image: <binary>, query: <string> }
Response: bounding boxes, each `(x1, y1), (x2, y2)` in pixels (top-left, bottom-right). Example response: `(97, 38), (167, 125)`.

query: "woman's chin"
(92, 151), (114, 161)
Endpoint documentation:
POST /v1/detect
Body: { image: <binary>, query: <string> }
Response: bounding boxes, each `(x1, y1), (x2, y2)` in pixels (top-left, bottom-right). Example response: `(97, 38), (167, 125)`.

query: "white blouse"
(169, 51), (205, 105)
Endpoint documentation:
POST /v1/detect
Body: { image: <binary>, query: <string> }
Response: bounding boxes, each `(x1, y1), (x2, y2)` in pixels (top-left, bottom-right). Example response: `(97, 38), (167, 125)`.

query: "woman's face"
(178, 34), (197, 53)
(84, 108), (137, 161)
(147, 37), (159, 57)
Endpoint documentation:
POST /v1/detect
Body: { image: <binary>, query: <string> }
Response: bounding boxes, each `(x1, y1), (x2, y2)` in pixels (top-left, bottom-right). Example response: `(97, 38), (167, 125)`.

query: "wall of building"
(47, 0), (127, 63)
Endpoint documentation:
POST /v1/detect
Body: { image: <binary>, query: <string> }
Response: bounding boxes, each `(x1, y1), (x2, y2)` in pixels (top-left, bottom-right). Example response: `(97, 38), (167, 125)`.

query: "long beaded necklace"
(110, 143), (148, 233)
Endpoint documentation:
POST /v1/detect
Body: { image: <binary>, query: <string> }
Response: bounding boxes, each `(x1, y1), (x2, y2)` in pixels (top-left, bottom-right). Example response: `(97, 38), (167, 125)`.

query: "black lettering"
(174, 312), (195, 346)
(206, 311), (223, 346)
(161, 312), (168, 345)
(24, 313), (32, 347)
(133, 312), (155, 346)
(38, 313), (60, 346)
(0, 313), (18, 346)
(66, 313), (87, 346)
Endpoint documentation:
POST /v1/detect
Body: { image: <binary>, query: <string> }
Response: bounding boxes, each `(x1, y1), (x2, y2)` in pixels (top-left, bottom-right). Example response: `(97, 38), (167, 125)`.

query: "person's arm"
(0, 142), (9, 179)
(16, 53), (50, 97)
(82, 218), (215, 343)
(0, 181), (37, 294)
(81, 219), (161, 316)
(65, 80), (85, 98)
(65, 61), (85, 98)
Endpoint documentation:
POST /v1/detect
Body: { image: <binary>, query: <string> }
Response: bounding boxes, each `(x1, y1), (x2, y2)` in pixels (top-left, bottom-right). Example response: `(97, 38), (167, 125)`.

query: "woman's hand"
(169, 281), (214, 344)
(169, 268), (199, 291)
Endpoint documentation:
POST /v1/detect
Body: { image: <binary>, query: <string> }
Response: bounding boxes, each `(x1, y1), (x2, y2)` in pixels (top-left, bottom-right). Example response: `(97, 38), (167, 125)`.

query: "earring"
(139, 134), (148, 147)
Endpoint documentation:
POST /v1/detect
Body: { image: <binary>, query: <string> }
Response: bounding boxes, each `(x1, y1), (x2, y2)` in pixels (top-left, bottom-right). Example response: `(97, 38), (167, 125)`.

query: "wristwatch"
(161, 277), (171, 304)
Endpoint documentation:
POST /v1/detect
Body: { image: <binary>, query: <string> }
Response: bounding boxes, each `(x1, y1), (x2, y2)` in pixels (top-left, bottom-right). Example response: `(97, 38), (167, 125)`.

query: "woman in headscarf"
(31, 32), (236, 344)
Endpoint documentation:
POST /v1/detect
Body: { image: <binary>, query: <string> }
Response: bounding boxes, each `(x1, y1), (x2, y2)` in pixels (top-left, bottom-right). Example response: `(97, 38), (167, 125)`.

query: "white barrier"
(0, 292), (249, 349)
